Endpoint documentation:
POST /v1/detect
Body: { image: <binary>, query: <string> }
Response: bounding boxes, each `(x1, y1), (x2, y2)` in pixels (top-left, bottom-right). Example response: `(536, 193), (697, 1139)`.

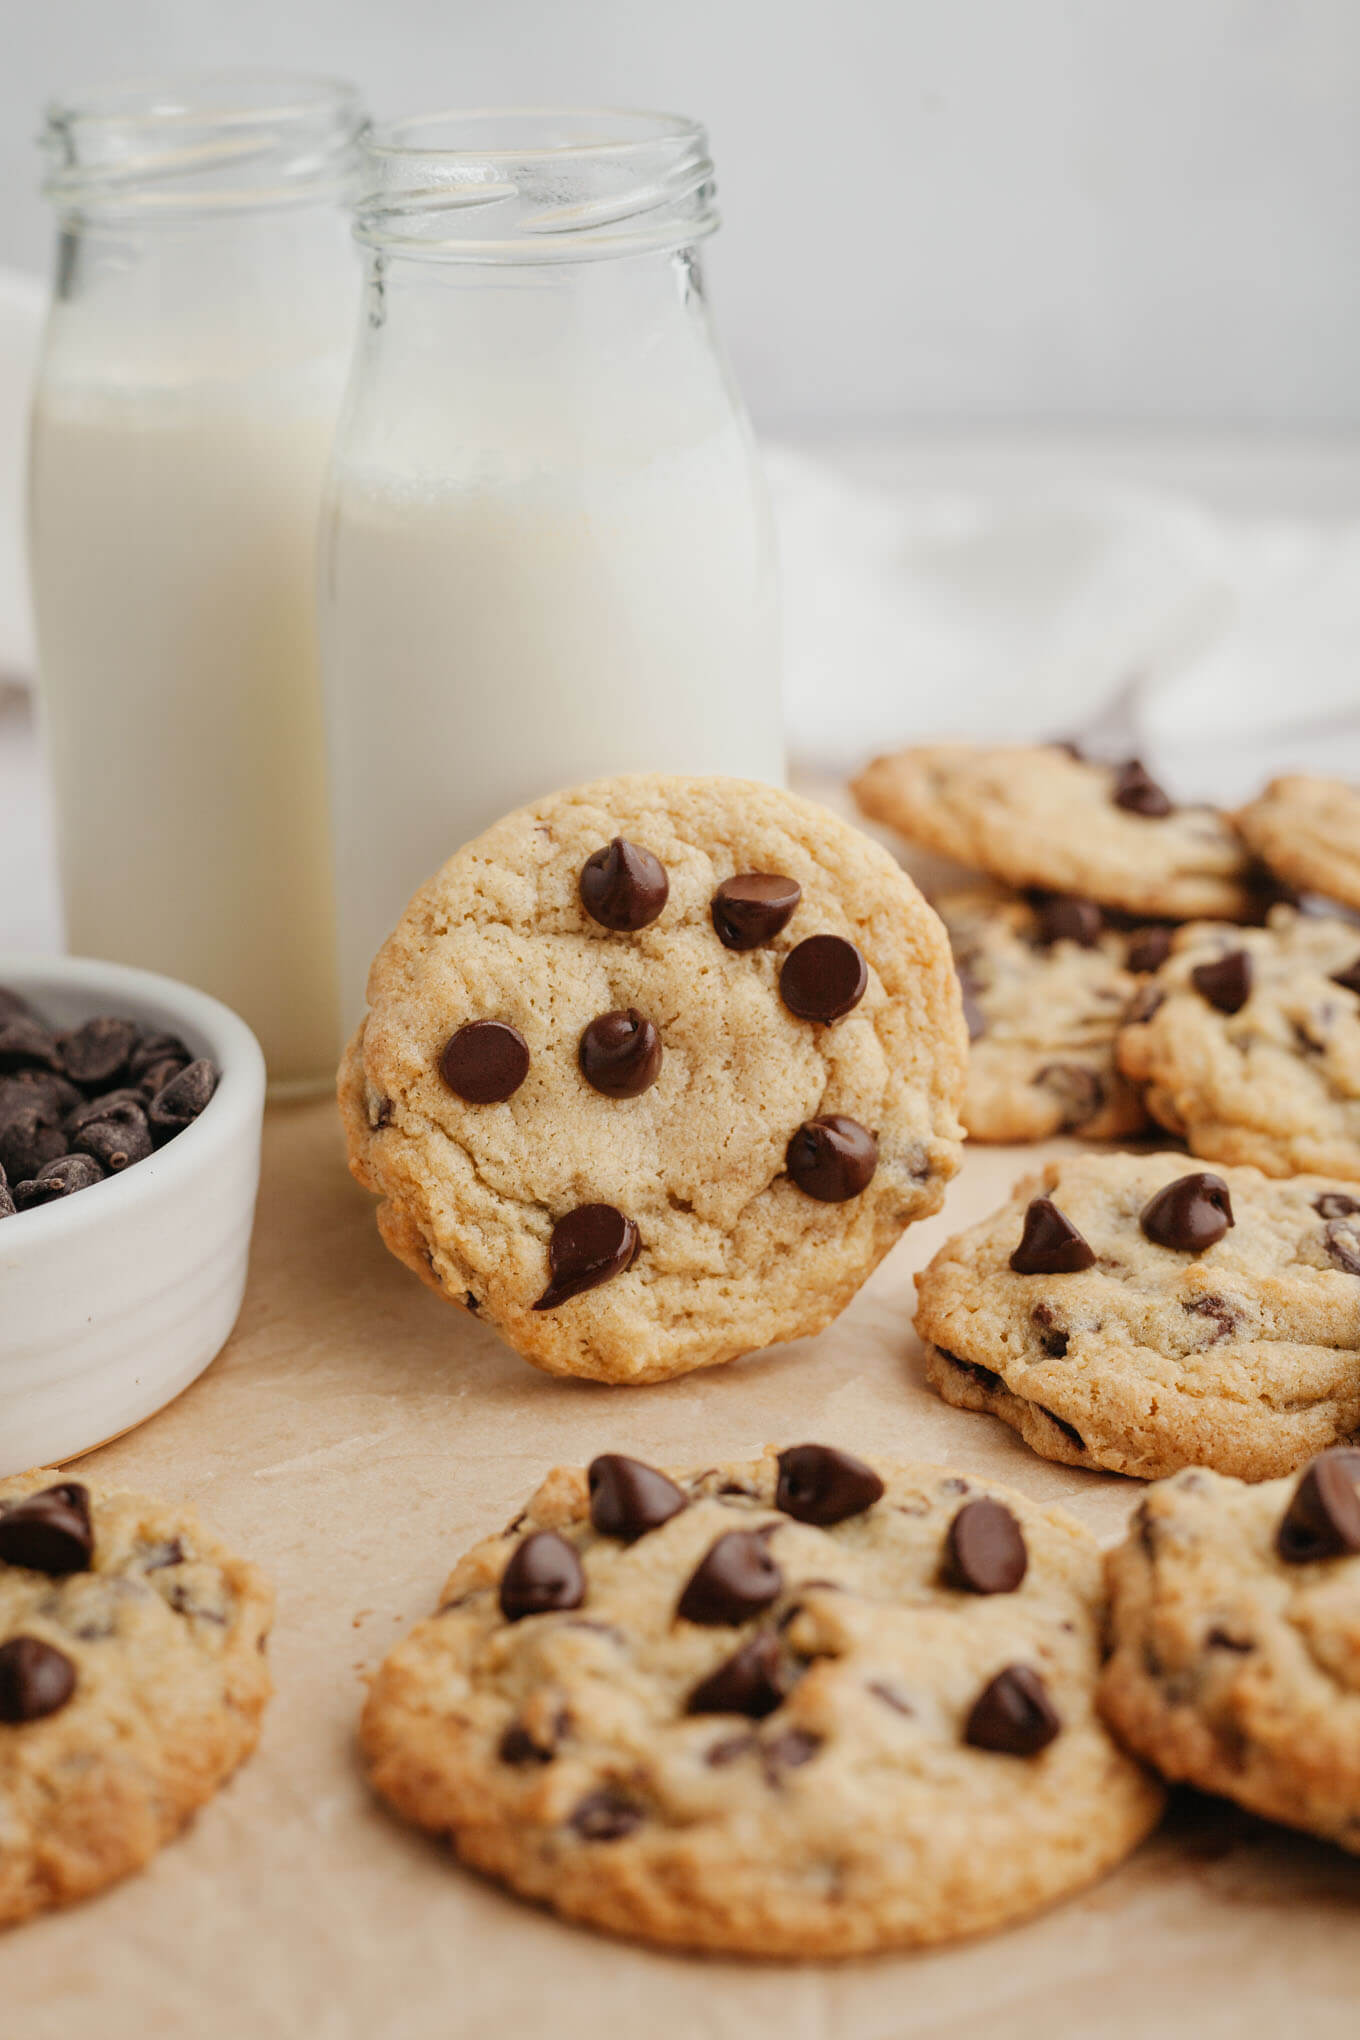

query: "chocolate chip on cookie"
(578, 1009), (661, 1097)
(579, 837), (669, 931)
(1033, 894), (1102, 948)
(1275, 1449), (1360, 1563)
(775, 1444), (884, 1526)
(1111, 759), (1173, 818)
(1331, 955), (1360, 997)
(532, 1204), (640, 1310)
(0, 1636), (76, 1723)
(964, 1664), (1061, 1754)
(1126, 925), (1173, 974)
(0, 1481), (93, 1574)
(677, 1530), (782, 1625)
(498, 1531), (586, 1621)
(439, 1020), (530, 1104)
(945, 1498), (1028, 1595)
(686, 1632), (789, 1718)
(587, 1455), (687, 1542)
(568, 1788), (644, 1841)
(1140, 1172), (1234, 1252)
(711, 873), (801, 950)
(784, 1115), (877, 1201)
(778, 934), (868, 1024)
(1191, 950), (1252, 1014)
(1010, 1197), (1096, 1275)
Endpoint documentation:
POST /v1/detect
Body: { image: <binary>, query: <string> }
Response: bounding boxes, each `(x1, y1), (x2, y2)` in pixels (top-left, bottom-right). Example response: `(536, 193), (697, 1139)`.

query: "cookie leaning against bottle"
(0, 1470), (273, 1926)
(360, 1445), (1162, 1957)
(340, 773), (967, 1386)
(915, 1150), (1360, 1482)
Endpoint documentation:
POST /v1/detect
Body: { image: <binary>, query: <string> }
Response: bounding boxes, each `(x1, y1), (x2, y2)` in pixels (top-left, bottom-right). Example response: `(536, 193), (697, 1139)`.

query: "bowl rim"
(0, 953), (266, 1250)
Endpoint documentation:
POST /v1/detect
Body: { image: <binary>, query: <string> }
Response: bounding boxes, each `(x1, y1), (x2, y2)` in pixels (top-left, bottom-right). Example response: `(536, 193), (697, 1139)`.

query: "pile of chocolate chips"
(0, 987), (219, 1219)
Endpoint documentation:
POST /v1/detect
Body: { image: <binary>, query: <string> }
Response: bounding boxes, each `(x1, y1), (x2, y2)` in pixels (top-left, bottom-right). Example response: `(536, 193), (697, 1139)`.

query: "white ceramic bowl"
(0, 955), (266, 1474)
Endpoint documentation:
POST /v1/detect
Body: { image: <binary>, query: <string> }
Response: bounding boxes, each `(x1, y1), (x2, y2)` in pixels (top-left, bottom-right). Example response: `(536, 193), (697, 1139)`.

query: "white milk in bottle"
(321, 111), (782, 1021)
(29, 73), (363, 1090)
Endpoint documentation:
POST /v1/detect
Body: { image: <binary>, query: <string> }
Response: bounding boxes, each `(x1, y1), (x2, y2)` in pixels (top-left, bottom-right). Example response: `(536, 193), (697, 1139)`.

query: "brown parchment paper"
(2, 1101), (1359, 2038)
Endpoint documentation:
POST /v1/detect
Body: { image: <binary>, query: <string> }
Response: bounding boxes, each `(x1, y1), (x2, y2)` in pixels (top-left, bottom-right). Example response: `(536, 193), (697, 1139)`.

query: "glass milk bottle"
(29, 72), (364, 1091)
(321, 109), (782, 1021)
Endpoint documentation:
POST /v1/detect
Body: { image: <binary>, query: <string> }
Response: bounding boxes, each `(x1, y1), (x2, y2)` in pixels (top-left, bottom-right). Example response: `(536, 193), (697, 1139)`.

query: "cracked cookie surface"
(853, 743), (1252, 920)
(340, 774), (966, 1384)
(1116, 906), (1360, 1178)
(360, 1448), (1162, 1956)
(1236, 775), (1360, 913)
(939, 887), (1149, 1141)
(916, 1152), (1360, 1482)
(1101, 1457), (1360, 1852)
(0, 1470), (273, 1925)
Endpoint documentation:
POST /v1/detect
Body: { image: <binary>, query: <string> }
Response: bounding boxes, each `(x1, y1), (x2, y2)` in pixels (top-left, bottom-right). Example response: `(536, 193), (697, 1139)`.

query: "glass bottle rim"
(355, 105), (719, 264)
(42, 69), (365, 215)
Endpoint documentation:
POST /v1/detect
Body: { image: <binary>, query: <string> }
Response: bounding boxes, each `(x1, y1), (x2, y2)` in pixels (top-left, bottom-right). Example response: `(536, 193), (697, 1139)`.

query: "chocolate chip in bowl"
(0, 954), (265, 1475)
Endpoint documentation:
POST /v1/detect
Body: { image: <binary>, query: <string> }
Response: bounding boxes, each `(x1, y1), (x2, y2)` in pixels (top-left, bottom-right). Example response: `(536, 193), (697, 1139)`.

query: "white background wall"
(2, 0), (1358, 431)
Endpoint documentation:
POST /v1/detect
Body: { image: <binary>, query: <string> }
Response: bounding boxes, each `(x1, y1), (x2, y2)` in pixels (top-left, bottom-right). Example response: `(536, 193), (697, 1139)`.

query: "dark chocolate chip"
(939, 1350), (1004, 1394)
(498, 1530), (586, 1621)
(0, 1482), (92, 1574)
(72, 1110), (153, 1174)
(1039, 1406), (1086, 1450)
(499, 1711), (567, 1765)
(15, 1153), (105, 1206)
(779, 935), (868, 1024)
(761, 1728), (821, 1781)
(0, 1636), (76, 1722)
(0, 1018), (62, 1074)
(1033, 894), (1102, 948)
(1276, 1449), (1360, 1563)
(147, 1060), (218, 1142)
(677, 1530), (782, 1625)
(0, 1069), (81, 1122)
(1140, 1172), (1234, 1252)
(578, 1010), (661, 1098)
(686, 1632), (788, 1718)
(1035, 1063), (1104, 1130)
(1191, 949), (1252, 1015)
(0, 1104), (66, 1186)
(1315, 1192), (1360, 1221)
(711, 873), (801, 950)
(532, 1204), (640, 1310)
(1009, 1197), (1096, 1275)
(64, 1089), (148, 1139)
(587, 1455), (687, 1542)
(1125, 984), (1165, 1026)
(568, 1788), (643, 1841)
(1331, 955), (1360, 998)
(1324, 1220), (1360, 1275)
(964, 1664), (1061, 1754)
(138, 1057), (190, 1102)
(784, 1116), (877, 1201)
(578, 837), (668, 932)
(56, 1016), (139, 1088)
(1031, 1301), (1069, 1358)
(1183, 1293), (1240, 1341)
(1126, 925), (1173, 974)
(776, 1444), (884, 1526)
(1112, 758), (1173, 817)
(438, 1020), (530, 1104)
(127, 1031), (191, 1084)
(944, 1498), (1028, 1595)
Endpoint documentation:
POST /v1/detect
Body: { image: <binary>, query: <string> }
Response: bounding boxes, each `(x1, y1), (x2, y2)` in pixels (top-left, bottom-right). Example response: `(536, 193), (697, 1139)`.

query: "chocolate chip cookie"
(852, 743), (1253, 920)
(1116, 906), (1360, 1179)
(0, 1471), (272, 1924)
(939, 887), (1151, 1142)
(916, 1151), (1360, 1481)
(1236, 775), (1360, 915)
(340, 775), (967, 1385)
(361, 1446), (1162, 1955)
(1101, 1454), (1360, 1852)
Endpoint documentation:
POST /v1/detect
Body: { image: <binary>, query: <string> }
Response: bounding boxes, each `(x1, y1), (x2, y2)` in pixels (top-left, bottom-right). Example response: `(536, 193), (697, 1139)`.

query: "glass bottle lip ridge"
(354, 106), (720, 264)
(41, 69), (366, 217)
